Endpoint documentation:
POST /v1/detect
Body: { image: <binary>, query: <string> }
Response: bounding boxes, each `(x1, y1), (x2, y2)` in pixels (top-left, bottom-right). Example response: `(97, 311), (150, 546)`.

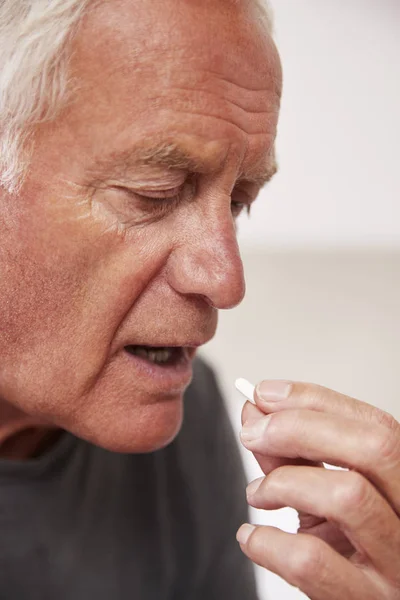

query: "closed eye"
(133, 186), (184, 201)
(231, 185), (258, 218)
(111, 177), (257, 219)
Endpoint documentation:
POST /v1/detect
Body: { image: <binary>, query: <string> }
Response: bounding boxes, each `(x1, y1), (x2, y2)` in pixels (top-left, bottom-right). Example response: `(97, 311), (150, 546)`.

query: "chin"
(67, 392), (185, 454)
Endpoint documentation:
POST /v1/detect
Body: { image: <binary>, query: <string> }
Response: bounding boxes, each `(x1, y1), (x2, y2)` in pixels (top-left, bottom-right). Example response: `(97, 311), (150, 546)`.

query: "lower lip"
(121, 348), (195, 394)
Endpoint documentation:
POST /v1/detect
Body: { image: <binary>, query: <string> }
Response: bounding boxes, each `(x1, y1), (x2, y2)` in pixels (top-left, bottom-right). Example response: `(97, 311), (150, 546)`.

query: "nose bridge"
(168, 211), (246, 310)
(207, 219), (245, 304)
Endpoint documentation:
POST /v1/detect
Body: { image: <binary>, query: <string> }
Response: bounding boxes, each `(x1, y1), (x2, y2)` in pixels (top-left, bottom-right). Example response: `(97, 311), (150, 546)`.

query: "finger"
(246, 466), (400, 583)
(242, 400), (326, 532)
(240, 408), (400, 517)
(241, 400), (264, 426)
(242, 401), (294, 474)
(254, 380), (399, 433)
(249, 476), (355, 557)
(246, 480), (355, 558)
(237, 525), (374, 600)
(242, 401), (323, 473)
(298, 518), (355, 558)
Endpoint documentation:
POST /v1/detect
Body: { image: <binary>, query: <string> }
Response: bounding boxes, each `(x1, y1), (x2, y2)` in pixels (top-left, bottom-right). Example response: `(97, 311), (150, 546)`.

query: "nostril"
(196, 294), (216, 307)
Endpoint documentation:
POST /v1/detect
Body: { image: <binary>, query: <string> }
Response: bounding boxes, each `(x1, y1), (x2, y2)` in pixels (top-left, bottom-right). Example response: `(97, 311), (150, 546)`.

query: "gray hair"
(0, 0), (90, 192)
(0, 0), (273, 193)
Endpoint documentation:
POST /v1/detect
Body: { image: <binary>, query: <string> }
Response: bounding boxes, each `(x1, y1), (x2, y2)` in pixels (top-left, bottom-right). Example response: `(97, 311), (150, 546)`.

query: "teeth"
(130, 346), (175, 364)
(134, 347), (151, 360)
(148, 349), (171, 363)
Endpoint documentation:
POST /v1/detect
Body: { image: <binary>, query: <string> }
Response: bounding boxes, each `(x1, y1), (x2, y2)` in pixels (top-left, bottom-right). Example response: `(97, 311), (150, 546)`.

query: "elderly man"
(0, 1), (399, 599)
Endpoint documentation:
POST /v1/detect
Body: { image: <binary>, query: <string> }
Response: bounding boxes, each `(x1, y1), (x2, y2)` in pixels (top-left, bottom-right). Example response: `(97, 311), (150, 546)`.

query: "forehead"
(77, 0), (281, 94)
(61, 0), (282, 181)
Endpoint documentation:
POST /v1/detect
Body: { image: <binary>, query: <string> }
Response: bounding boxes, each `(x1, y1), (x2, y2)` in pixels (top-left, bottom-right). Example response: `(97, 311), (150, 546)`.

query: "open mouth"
(125, 345), (189, 367)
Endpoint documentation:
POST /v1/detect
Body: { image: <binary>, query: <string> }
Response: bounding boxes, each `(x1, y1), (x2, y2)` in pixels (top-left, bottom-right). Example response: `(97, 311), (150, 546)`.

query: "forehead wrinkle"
(169, 85), (278, 118)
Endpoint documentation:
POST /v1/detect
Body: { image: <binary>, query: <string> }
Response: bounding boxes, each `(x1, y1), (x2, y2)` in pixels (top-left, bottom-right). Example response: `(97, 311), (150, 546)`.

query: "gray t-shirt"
(0, 359), (258, 600)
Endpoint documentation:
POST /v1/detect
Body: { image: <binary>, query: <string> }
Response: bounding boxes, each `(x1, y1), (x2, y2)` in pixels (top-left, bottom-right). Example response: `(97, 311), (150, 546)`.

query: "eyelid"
(232, 185), (257, 204)
(135, 185), (184, 199)
(235, 180), (260, 196)
(111, 184), (184, 201)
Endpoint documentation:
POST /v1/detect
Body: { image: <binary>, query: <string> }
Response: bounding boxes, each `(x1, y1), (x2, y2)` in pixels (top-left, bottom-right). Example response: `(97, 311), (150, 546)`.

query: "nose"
(167, 216), (246, 310)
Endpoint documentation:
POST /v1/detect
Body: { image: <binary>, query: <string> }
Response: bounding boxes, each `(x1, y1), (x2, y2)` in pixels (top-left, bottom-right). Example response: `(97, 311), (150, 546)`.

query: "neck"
(0, 400), (60, 460)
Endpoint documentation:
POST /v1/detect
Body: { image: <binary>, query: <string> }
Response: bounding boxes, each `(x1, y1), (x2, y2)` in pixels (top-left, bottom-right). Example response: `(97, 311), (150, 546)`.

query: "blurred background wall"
(200, 1), (400, 598)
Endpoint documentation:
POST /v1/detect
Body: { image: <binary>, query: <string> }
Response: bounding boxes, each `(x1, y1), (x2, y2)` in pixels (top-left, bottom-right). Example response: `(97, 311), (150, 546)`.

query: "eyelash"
(119, 181), (253, 218)
(139, 194), (250, 214)
(135, 188), (186, 216)
(139, 195), (251, 220)
(231, 199), (252, 218)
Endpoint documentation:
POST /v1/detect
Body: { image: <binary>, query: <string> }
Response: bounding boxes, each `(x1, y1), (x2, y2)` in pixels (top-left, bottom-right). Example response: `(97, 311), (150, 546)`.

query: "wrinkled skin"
(0, 0), (281, 456)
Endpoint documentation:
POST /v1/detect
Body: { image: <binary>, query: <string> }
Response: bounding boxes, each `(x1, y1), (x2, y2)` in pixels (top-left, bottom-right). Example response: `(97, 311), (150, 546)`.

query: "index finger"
(254, 381), (398, 432)
(242, 401), (323, 477)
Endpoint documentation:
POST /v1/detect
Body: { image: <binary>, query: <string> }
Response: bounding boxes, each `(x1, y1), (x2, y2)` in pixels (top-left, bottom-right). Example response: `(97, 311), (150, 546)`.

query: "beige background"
(238, 0), (400, 249)
(201, 250), (400, 600)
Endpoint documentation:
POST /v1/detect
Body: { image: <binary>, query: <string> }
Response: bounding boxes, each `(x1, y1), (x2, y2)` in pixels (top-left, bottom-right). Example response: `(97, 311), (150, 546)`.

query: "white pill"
(235, 378), (256, 403)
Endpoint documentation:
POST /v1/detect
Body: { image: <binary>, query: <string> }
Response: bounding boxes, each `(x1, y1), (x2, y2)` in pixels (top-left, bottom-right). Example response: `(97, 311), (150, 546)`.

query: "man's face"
(0, 0), (281, 452)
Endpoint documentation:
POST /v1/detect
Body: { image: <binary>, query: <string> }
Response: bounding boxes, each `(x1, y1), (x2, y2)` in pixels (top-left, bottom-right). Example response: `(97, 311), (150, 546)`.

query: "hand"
(236, 381), (400, 599)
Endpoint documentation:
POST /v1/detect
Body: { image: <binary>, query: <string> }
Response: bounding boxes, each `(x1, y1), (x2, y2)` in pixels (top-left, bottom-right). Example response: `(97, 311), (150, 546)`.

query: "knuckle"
(266, 465), (290, 493)
(287, 536), (326, 585)
(263, 413), (281, 446)
(374, 409), (399, 432)
(266, 409), (303, 450)
(367, 429), (400, 464)
(291, 382), (324, 406)
(334, 471), (371, 514)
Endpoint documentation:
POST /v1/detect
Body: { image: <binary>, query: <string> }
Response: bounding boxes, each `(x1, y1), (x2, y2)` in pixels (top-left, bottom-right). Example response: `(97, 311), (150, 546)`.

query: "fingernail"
(236, 523), (256, 545)
(256, 380), (292, 402)
(241, 415), (271, 442)
(246, 477), (263, 499)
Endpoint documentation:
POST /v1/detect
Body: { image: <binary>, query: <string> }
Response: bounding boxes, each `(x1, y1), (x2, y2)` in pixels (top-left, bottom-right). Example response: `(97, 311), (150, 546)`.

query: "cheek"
(0, 186), (165, 353)
(0, 243), (88, 354)
(0, 233), (96, 412)
(0, 188), (98, 355)
(0, 226), (186, 453)
(0, 204), (172, 413)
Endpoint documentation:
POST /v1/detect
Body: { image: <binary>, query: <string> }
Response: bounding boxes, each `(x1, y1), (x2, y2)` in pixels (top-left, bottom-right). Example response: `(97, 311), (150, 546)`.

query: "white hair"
(0, 0), (273, 193)
(0, 0), (91, 192)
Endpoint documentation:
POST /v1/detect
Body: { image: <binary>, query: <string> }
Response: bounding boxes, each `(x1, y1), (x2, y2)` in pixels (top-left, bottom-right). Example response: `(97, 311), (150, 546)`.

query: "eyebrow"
(91, 140), (277, 188)
(239, 159), (278, 188)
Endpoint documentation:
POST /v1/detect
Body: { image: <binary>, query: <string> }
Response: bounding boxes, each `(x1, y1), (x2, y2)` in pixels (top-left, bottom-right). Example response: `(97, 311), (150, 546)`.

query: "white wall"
(237, 0), (400, 249)
(202, 250), (400, 600)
